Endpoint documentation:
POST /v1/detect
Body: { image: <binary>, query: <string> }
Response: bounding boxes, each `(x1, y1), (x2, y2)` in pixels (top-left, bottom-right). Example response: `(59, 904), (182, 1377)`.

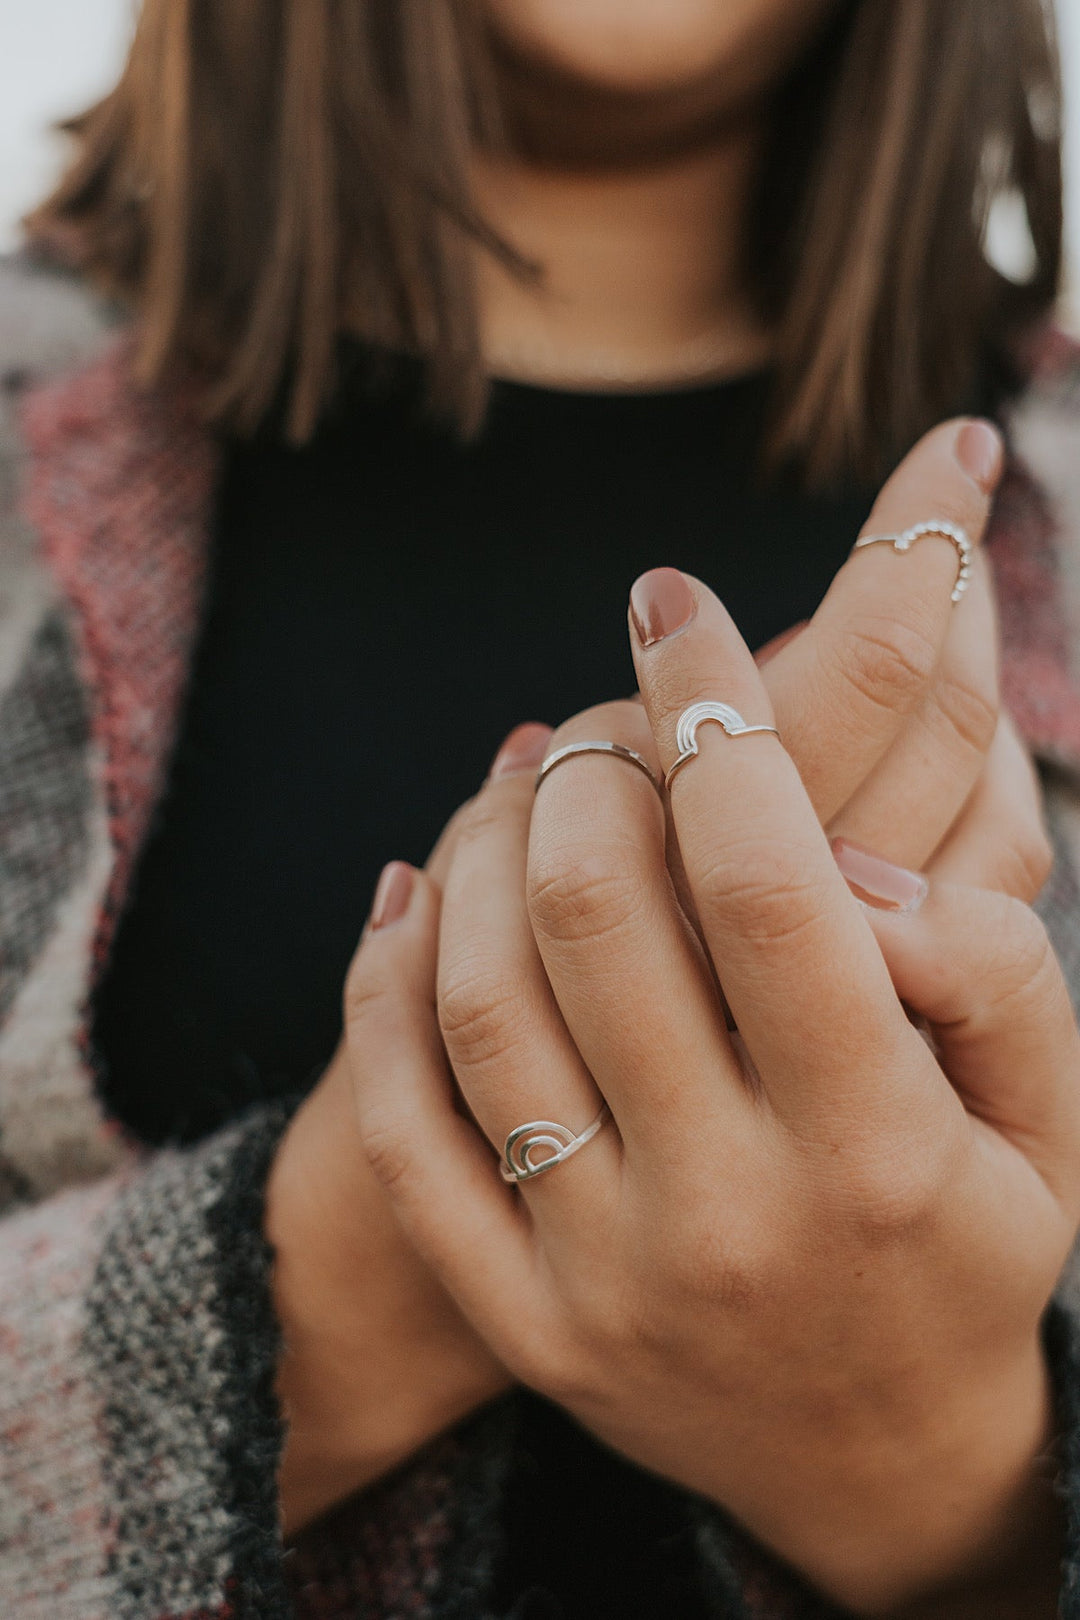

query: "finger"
(344, 862), (542, 1339)
(525, 700), (751, 1160)
(437, 754), (621, 1214)
(928, 713), (1052, 902)
(764, 418), (1003, 823)
(755, 621), (807, 667)
(629, 568), (924, 1131)
(827, 554), (999, 867)
(425, 800), (476, 891)
(424, 723), (555, 890)
(842, 849), (1080, 1208)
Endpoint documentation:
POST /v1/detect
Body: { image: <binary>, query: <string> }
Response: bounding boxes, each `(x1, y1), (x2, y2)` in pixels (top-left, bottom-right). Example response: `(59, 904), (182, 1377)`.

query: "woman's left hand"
(345, 571), (1080, 1616)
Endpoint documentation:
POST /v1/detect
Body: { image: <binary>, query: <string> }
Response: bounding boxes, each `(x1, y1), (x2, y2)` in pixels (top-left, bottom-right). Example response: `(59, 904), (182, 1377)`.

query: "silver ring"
(665, 702), (781, 791)
(852, 519), (973, 604)
(501, 1104), (612, 1184)
(536, 741), (663, 801)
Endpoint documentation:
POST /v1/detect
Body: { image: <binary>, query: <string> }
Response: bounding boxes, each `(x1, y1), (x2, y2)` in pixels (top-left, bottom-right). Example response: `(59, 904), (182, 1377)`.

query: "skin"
(482, 0), (840, 94)
(267, 1), (1070, 1609)
(342, 424), (1080, 1616)
(347, 647), (1077, 1614)
(472, 1), (842, 387)
(272, 422), (1057, 1554)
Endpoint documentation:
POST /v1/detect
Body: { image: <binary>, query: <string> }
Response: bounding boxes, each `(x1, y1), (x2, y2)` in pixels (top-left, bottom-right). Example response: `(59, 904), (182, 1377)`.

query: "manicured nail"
(489, 722), (553, 781)
(630, 568), (696, 647)
(954, 419), (1004, 494)
(370, 862), (415, 930)
(831, 839), (928, 915)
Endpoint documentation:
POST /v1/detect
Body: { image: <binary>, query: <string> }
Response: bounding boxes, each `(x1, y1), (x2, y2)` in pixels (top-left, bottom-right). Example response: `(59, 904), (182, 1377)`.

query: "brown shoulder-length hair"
(27, 0), (1063, 484)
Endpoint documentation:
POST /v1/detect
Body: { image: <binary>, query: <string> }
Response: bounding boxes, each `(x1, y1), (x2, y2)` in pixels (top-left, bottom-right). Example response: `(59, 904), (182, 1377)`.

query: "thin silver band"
(501, 1104), (612, 1184)
(665, 701), (781, 791)
(536, 741), (663, 800)
(852, 519), (974, 604)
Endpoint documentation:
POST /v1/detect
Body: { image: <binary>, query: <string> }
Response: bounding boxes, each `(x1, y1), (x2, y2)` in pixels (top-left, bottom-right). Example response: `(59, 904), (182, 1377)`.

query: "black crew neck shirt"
(90, 358), (876, 1618)
(92, 360), (873, 1143)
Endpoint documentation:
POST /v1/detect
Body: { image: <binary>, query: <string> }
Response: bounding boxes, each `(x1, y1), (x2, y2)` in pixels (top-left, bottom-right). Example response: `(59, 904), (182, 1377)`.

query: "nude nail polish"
(630, 568), (696, 647)
(831, 839), (928, 915)
(954, 419), (1004, 494)
(370, 862), (415, 930)
(489, 722), (553, 781)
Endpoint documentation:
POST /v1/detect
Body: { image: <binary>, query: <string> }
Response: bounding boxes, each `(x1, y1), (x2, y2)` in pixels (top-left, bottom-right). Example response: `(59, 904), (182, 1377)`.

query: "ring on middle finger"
(665, 701), (782, 791)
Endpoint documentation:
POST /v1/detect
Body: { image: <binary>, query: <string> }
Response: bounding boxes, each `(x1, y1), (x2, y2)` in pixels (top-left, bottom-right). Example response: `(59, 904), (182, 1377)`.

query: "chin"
(482, 0), (837, 98)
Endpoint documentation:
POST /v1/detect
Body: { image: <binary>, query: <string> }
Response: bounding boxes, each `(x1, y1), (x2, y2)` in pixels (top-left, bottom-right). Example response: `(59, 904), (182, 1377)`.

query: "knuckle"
(698, 836), (831, 948)
(343, 952), (394, 1031)
(528, 848), (644, 948)
(995, 825), (1055, 902)
(982, 902), (1056, 1007)
(504, 1316), (594, 1404)
(559, 1273), (633, 1360)
(438, 964), (528, 1070)
(663, 1224), (763, 1314)
(839, 1140), (953, 1247)
(455, 792), (515, 850)
(358, 1110), (421, 1197)
(1025, 827), (1055, 894)
(930, 669), (999, 759)
(836, 612), (939, 719)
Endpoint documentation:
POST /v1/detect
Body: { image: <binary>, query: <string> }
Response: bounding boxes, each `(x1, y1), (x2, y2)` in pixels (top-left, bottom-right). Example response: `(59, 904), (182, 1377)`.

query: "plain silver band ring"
(501, 1104), (612, 1184)
(536, 741), (663, 801)
(665, 701), (781, 791)
(852, 519), (974, 604)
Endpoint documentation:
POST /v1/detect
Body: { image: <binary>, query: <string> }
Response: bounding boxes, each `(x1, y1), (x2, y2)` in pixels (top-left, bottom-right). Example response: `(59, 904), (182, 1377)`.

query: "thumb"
(833, 838), (1080, 1206)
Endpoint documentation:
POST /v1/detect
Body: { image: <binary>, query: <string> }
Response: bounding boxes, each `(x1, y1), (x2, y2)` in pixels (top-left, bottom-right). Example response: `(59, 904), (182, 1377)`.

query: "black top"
(90, 357), (874, 1618)
(92, 358), (872, 1143)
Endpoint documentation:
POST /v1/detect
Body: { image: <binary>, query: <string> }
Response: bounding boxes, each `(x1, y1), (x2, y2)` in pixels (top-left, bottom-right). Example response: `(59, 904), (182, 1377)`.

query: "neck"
(471, 131), (769, 389)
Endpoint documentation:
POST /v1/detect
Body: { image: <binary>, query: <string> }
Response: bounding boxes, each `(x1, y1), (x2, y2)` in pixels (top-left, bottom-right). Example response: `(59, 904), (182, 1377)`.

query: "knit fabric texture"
(4, 251), (1080, 1615)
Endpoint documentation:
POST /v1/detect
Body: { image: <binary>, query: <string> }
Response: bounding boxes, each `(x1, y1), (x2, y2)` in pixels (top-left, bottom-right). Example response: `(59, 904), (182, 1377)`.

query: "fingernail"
(630, 568), (696, 647)
(370, 862), (415, 930)
(831, 839), (928, 915)
(954, 419), (1004, 494)
(489, 722), (553, 781)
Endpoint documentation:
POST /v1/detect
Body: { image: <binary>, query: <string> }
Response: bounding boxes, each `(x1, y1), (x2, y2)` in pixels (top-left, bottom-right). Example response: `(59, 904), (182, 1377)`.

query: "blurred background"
(1, 0), (1079, 322)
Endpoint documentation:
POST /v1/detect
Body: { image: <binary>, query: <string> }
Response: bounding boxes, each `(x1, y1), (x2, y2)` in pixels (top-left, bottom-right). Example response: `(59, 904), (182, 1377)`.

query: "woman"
(2, 0), (1080, 1614)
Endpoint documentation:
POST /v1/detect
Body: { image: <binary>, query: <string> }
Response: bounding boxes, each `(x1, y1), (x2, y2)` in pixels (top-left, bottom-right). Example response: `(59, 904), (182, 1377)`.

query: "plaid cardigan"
(3, 250), (1080, 1620)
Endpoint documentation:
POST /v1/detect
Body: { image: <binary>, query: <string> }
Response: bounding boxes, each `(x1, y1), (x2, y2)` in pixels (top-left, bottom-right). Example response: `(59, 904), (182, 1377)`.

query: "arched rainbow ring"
(501, 1105), (612, 1185)
(665, 702), (781, 792)
(852, 519), (973, 604)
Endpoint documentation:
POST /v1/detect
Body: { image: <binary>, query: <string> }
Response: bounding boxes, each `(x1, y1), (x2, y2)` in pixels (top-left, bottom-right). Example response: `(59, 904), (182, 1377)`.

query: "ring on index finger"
(536, 740), (664, 801)
(852, 519), (973, 604)
(665, 702), (781, 791)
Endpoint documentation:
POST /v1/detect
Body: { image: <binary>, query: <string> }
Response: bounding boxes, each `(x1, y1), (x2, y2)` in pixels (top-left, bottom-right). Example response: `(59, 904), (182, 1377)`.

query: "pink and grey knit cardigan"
(4, 249), (1080, 1619)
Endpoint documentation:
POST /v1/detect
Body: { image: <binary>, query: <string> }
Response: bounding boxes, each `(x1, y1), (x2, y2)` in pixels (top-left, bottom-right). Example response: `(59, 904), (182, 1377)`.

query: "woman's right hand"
(264, 414), (1046, 1538)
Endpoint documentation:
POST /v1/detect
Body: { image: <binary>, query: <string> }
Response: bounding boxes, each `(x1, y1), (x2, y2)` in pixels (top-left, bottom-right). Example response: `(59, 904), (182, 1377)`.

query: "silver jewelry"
(501, 1104), (612, 1184)
(536, 741), (663, 801)
(852, 519), (974, 604)
(665, 702), (781, 790)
